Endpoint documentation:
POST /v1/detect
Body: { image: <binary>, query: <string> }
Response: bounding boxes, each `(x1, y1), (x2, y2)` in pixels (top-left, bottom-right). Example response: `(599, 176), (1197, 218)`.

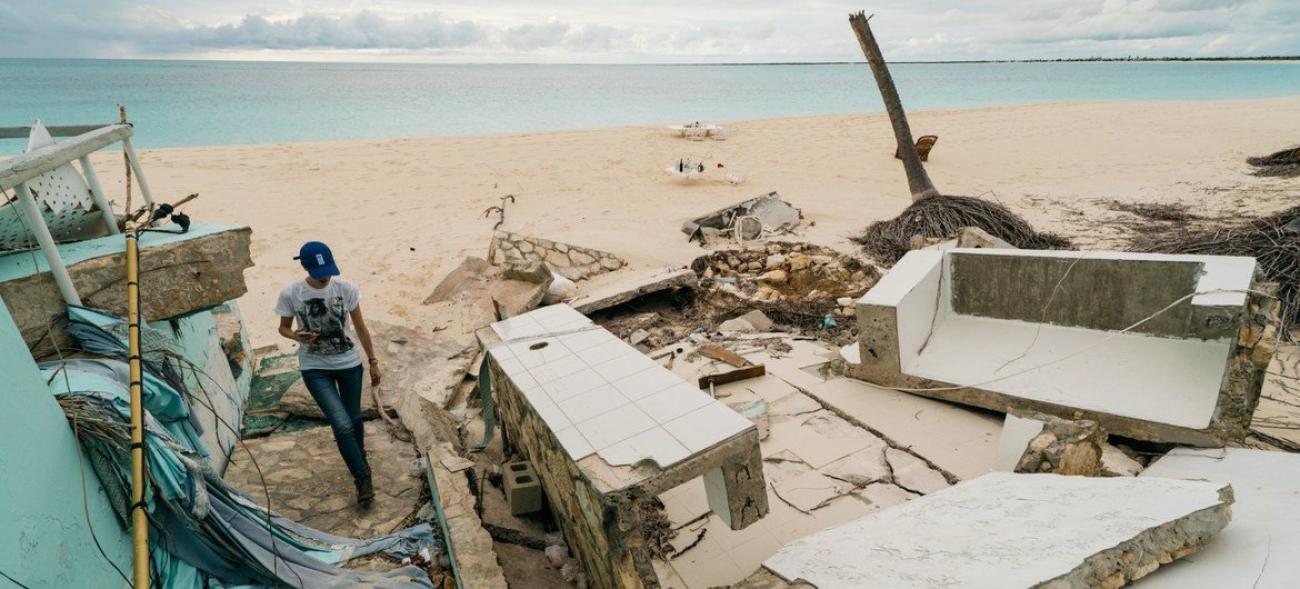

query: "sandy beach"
(89, 95), (1300, 348)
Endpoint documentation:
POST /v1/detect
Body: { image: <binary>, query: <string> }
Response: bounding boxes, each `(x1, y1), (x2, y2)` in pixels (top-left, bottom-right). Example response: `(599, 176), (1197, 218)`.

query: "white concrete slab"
(1139, 448), (1300, 589)
(802, 378), (1002, 480)
(764, 472), (1231, 589)
(908, 314), (1230, 429)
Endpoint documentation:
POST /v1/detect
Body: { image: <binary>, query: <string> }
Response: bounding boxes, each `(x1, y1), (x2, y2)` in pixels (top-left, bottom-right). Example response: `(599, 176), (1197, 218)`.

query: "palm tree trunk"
(849, 12), (940, 201)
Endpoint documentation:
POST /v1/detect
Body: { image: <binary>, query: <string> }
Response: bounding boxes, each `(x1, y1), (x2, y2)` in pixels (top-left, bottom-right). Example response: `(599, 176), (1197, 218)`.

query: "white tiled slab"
(612, 365), (682, 401)
(576, 404), (657, 449)
(490, 305), (755, 471)
(558, 384), (629, 424)
(637, 382), (715, 423)
(592, 352), (659, 382)
(554, 427), (595, 460)
(602, 428), (692, 467)
(663, 401), (754, 453)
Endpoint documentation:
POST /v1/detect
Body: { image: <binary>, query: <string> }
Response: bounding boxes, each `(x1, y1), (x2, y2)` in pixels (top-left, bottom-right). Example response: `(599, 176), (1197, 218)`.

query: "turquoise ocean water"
(2, 58), (1299, 153)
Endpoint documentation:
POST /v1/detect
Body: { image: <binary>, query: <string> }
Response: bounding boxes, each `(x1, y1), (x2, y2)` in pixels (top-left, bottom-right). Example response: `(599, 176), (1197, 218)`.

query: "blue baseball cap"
(295, 241), (340, 279)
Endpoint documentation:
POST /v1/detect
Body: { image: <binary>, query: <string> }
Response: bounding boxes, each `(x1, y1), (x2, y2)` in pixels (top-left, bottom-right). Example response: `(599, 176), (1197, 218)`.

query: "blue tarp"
(49, 307), (439, 588)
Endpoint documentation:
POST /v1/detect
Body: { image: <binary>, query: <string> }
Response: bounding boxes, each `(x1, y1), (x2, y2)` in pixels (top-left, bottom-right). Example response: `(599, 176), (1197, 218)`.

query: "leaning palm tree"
(849, 11), (939, 201)
(847, 11), (1070, 262)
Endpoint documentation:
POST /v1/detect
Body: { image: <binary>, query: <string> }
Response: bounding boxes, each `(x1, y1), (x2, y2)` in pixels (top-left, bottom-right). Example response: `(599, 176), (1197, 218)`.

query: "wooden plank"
(0, 124), (133, 191)
(699, 344), (750, 368)
(698, 364), (766, 389)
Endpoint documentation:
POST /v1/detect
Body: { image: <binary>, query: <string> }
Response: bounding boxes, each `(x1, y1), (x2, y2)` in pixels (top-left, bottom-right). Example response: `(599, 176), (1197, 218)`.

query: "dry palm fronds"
(58, 395), (130, 448)
(1247, 145), (1300, 178)
(854, 195), (1071, 264)
(1129, 204), (1300, 337)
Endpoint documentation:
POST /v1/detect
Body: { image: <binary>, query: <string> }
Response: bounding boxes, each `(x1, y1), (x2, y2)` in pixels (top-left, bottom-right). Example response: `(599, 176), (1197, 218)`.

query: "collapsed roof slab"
(485, 304), (769, 588)
(0, 222), (252, 353)
(569, 267), (698, 315)
(1139, 447), (1300, 588)
(762, 472), (1233, 589)
(852, 248), (1278, 446)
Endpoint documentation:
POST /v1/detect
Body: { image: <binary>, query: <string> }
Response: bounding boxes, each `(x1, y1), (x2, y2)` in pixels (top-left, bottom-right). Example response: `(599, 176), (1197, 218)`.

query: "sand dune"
(85, 96), (1300, 348)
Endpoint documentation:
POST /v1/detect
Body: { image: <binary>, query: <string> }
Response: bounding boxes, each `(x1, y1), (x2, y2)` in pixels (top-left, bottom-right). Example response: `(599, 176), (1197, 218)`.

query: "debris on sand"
(1130, 204), (1300, 338)
(854, 195), (1071, 264)
(682, 192), (802, 244)
(1105, 199), (1202, 223)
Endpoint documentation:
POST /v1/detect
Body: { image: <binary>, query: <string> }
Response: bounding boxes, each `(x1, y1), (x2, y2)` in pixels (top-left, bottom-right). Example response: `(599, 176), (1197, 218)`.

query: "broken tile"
(855, 482), (918, 511)
(885, 448), (949, 494)
(804, 377), (1001, 480)
(822, 445), (890, 487)
(771, 469), (848, 512)
(766, 410), (873, 469)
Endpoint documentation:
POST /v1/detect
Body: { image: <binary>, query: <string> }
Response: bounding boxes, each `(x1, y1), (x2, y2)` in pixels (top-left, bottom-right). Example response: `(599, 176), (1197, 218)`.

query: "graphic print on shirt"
(296, 295), (354, 355)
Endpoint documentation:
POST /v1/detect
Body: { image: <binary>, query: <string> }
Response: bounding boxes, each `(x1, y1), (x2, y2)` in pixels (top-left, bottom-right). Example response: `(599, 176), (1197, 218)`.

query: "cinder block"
(504, 461), (543, 515)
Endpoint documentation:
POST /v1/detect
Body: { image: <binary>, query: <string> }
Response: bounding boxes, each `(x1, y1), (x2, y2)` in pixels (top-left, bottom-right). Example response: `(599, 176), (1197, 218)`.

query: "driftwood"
(848, 12), (939, 201)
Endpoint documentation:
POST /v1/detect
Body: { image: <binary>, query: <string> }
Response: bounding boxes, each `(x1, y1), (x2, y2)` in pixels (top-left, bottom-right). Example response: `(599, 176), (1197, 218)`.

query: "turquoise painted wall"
(0, 296), (131, 587)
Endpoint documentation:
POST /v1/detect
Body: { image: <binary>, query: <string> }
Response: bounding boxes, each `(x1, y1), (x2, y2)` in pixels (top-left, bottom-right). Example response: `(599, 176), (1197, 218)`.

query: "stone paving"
(225, 422), (425, 540)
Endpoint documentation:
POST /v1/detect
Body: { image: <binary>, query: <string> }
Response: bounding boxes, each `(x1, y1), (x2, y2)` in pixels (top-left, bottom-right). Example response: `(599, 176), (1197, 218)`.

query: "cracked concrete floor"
(225, 422), (426, 540)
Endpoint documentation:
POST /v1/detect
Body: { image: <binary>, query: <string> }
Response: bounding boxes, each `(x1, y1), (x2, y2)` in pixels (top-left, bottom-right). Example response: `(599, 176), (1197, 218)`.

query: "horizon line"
(2, 55), (1298, 67)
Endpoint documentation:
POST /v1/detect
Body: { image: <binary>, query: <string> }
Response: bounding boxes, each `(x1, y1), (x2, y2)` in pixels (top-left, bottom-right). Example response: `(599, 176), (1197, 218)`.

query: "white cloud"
(0, 0), (1295, 62)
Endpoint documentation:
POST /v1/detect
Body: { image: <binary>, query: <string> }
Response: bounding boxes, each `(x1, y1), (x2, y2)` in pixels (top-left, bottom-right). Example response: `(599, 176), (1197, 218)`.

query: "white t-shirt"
(274, 278), (363, 371)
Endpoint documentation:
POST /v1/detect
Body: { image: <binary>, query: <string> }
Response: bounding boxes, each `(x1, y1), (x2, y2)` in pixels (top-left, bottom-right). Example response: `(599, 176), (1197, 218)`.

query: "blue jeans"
(301, 364), (371, 481)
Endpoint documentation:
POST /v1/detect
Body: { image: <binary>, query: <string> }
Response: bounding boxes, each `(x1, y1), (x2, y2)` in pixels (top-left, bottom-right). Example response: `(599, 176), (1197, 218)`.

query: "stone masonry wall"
(489, 359), (649, 589)
(489, 231), (625, 281)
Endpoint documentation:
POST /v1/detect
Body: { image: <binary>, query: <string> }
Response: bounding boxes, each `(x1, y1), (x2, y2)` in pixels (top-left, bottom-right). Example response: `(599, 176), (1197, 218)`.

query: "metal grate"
(0, 123), (109, 250)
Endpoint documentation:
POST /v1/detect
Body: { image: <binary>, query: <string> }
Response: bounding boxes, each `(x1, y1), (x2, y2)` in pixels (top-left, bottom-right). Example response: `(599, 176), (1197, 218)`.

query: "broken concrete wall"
(0, 224), (253, 353)
(488, 230), (624, 281)
(853, 248), (1278, 446)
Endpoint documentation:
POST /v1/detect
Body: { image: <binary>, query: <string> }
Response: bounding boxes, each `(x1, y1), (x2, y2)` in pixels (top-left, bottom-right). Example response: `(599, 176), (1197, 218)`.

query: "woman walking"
(275, 241), (382, 505)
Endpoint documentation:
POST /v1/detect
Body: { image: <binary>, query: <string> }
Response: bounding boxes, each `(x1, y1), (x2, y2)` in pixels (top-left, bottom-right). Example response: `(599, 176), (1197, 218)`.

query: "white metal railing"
(0, 123), (157, 305)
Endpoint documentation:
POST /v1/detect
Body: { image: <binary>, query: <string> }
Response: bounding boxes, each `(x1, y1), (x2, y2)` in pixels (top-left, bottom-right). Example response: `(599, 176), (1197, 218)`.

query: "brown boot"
(356, 476), (375, 506)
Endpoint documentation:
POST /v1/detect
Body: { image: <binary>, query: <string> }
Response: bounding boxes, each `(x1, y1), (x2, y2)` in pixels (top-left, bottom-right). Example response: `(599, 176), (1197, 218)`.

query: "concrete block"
(503, 461), (544, 515)
(764, 472), (1234, 589)
(852, 248), (1275, 445)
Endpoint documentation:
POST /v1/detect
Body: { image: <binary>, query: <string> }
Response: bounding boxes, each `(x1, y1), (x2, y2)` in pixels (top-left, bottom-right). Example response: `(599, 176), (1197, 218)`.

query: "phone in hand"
(295, 330), (319, 343)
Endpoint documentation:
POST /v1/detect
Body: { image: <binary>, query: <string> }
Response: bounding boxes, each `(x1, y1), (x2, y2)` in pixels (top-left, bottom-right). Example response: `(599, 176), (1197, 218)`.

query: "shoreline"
(76, 95), (1300, 348)
(123, 94), (1300, 154)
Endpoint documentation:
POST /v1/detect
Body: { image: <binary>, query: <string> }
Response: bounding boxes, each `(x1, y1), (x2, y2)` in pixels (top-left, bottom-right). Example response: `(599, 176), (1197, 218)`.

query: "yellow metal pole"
(125, 231), (150, 588)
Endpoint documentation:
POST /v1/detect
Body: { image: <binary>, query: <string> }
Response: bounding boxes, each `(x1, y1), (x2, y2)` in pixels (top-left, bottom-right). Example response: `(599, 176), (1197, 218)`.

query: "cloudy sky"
(1, 1), (1297, 62)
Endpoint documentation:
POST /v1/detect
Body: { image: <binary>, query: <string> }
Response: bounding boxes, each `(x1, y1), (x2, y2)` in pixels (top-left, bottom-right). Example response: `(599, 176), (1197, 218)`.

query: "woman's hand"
(369, 359), (382, 387)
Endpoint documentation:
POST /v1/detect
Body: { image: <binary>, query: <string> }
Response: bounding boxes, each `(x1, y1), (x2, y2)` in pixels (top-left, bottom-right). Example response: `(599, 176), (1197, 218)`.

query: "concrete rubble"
(233, 223), (1295, 589)
(760, 473), (1234, 589)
